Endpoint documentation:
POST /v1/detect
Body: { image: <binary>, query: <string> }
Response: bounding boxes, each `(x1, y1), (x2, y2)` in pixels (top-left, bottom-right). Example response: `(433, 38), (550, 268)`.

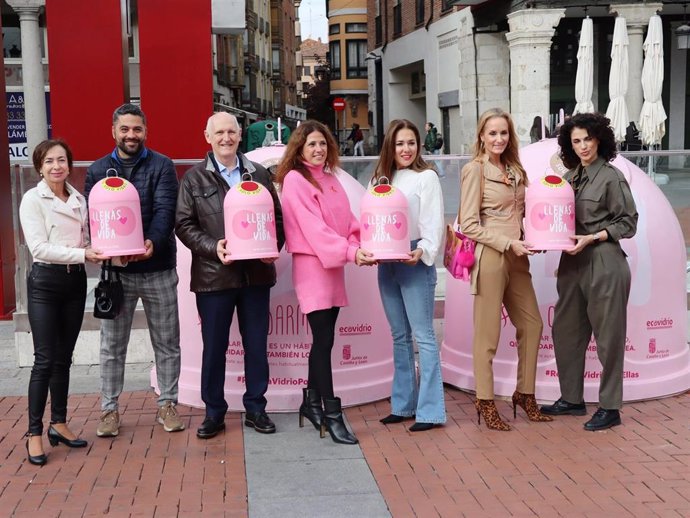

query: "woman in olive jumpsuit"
(541, 113), (638, 431)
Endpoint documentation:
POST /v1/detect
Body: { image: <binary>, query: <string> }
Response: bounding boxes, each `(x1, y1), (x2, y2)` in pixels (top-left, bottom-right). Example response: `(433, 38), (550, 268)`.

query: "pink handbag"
(443, 225), (476, 281)
(445, 163), (484, 281)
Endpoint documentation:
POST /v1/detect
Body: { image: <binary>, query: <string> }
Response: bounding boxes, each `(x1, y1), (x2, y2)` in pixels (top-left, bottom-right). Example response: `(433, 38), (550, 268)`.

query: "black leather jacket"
(175, 152), (284, 292)
(85, 147), (178, 274)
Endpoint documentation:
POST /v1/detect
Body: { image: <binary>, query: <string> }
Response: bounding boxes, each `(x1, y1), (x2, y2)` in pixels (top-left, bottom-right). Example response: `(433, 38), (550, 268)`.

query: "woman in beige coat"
(460, 108), (551, 431)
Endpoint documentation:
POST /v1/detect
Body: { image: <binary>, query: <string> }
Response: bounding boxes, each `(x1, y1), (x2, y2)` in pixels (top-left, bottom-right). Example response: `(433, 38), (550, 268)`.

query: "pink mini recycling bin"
(223, 177), (278, 259)
(360, 181), (410, 260)
(524, 174), (576, 250)
(88, 171), (146, 257)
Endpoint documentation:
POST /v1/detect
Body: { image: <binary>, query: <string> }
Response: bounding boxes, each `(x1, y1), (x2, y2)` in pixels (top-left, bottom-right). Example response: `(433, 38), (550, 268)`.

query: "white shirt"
(390, 168), (444, 266)
(19, 180), (88, 264)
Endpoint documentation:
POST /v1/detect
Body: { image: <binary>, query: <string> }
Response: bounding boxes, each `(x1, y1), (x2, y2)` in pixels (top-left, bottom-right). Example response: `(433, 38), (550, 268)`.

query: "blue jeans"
(378, 258), (446, 423)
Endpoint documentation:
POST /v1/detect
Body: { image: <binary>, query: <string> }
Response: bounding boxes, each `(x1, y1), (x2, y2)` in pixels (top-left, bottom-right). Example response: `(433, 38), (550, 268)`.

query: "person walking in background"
(347, 123), (365, 156)
(460, 108), (552, 431)
(423, 122), (438, 154)
(176, 112), (284, 439)
(276, 120), (374, 445)
(85, 103), (184, 438)
(373, 120), (446, 432)
(541, 113), (637, 431)
(20, 139), (108, 465)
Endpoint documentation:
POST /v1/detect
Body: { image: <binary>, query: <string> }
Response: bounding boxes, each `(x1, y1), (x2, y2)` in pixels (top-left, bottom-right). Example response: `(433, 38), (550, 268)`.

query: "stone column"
(7, 0), (47, 157)
(506, 8), (565, 144)
(609, 3), (663, 124)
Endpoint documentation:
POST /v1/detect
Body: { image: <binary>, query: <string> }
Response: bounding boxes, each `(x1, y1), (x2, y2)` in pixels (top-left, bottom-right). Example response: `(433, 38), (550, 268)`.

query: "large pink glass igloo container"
(88, 173), (146, 257)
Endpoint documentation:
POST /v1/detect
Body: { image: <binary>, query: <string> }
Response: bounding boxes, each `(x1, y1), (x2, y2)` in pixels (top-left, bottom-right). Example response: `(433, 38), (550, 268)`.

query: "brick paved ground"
(0, 391), (247, 517)
(347, 386), (690, 518)
(1, 386), (689, 517)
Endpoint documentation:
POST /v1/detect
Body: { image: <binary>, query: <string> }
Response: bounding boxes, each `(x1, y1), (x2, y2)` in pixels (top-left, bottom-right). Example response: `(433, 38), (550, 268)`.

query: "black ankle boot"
(299, 388), (323, 430)
(321, 397), (358, 445)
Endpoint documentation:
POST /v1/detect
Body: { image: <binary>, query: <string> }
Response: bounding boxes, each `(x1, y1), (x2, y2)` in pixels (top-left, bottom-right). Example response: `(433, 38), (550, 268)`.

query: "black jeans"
(306, 307), (340, 399)
(27, 263), (86, 435)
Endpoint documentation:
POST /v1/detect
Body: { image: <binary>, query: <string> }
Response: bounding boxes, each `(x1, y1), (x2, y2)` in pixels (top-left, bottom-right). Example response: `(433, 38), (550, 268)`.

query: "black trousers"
(306, 307), (340, 399)
(27, 263), (86, 435)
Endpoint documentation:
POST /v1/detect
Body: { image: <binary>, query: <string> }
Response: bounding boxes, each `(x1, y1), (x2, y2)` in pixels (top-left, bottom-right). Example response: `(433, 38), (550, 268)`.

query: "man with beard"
(85, 104), (183, 437)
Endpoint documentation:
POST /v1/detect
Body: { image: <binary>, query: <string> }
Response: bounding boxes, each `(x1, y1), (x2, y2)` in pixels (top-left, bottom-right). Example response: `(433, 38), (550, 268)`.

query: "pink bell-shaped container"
(223, 177), (278, 259)
(524, 174), (575, 250)
(360, 180), (410, 260)
(88, 170), (146, 257)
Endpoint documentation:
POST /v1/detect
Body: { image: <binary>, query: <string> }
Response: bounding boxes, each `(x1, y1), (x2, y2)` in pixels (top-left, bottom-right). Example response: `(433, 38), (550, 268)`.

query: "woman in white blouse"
(372, 119), (446, 432)
(20, 139), (107, 465)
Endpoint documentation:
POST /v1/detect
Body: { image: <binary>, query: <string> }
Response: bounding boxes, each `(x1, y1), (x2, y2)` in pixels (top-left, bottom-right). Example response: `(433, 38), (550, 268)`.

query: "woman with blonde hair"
(276, 120), (374, 444)
(460, 108), (551, 431)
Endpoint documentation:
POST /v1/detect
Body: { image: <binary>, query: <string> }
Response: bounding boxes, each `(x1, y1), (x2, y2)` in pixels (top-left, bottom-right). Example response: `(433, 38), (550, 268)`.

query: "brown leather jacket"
(175, 153), (284, 292)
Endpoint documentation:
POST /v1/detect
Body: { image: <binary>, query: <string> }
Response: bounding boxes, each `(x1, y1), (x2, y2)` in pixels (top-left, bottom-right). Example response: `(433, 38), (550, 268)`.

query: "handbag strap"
(100, 259), (119, 282)
(456, 162), (485, 230)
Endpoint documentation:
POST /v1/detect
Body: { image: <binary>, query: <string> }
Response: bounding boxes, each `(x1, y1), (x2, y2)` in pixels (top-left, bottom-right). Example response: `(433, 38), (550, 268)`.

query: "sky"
(299, 0), (328, 42)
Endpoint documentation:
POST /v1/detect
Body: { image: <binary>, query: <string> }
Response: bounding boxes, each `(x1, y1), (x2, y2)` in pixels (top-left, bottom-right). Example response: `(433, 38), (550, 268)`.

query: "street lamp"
(677, 3), (690, 50)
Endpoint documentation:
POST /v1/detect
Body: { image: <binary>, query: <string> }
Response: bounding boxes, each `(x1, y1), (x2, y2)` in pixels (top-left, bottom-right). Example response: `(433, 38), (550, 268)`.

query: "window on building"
(346, 40), (367, 79)
(345, 23), (367, 33)
(329, 24), (340, 35)
(303, 65), (311, 76)
(272, 48), (280, 72)
(441, 0), (454, 12)
(393, 1), (402, 37)
(329, 41), (341, 79)
(375, 16), (382, 46)
(415, 0), (424, 25)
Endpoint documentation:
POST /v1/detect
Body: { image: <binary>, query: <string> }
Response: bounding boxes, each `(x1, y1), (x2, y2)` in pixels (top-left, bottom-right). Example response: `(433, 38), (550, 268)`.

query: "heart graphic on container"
(384, 212), (408, 239)
(109, 206), (137, 236)
(232, 210), (258, 239)
(530, 203), (552, 231)
(360, 213), (375, 240)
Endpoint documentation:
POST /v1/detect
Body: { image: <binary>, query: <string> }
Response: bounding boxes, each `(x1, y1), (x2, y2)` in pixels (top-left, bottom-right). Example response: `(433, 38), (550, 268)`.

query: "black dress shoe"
(379, 414), (414, 424)
(47, 426), (88, 448)
(25, 438), (47, 466)
(540, 398), (587, 416)
(409, 422), (440, 432)
(244, 412), (276, 434)
(584, 408), (621, 431)
(196, 417), (225, 439)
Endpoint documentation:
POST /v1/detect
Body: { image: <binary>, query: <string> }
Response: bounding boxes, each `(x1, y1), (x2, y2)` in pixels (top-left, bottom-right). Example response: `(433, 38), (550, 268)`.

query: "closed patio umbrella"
(639, 14), (666, 147)
(573, 17), (594, 115)
(605, 16), (629, 143)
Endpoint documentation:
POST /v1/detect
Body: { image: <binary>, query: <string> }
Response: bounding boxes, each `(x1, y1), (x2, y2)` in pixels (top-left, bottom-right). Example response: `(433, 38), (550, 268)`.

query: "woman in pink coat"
(276, 120), (373, 444)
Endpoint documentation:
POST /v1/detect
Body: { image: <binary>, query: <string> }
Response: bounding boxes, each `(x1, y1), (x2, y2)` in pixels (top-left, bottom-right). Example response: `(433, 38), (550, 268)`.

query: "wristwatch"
(592, 233), (601, 242)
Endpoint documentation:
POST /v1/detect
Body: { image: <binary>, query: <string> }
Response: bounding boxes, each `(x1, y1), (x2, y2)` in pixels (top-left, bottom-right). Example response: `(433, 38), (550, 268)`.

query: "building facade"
(368, 0), (689, 154)
(327, 0), (370, 149)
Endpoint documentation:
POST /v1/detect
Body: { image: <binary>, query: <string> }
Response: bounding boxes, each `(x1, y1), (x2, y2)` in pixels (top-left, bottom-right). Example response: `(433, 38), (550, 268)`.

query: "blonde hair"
(472, 108), (527, 185)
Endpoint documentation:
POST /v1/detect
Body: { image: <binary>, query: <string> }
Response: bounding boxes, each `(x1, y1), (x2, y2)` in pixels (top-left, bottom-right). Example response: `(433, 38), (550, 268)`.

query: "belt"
(34, 263), (85, 273)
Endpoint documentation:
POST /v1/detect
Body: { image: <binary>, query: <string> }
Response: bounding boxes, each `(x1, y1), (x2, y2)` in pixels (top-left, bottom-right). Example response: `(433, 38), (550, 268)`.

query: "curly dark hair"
(557, 112), (617, 170)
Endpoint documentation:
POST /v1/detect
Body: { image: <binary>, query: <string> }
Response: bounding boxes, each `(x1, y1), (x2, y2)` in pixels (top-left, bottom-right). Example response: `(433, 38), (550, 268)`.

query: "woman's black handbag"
(93, 260), (124, 319)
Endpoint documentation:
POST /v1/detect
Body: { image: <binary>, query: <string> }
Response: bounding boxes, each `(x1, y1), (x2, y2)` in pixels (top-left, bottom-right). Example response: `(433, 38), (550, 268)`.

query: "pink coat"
(280, 163), (360, 313)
